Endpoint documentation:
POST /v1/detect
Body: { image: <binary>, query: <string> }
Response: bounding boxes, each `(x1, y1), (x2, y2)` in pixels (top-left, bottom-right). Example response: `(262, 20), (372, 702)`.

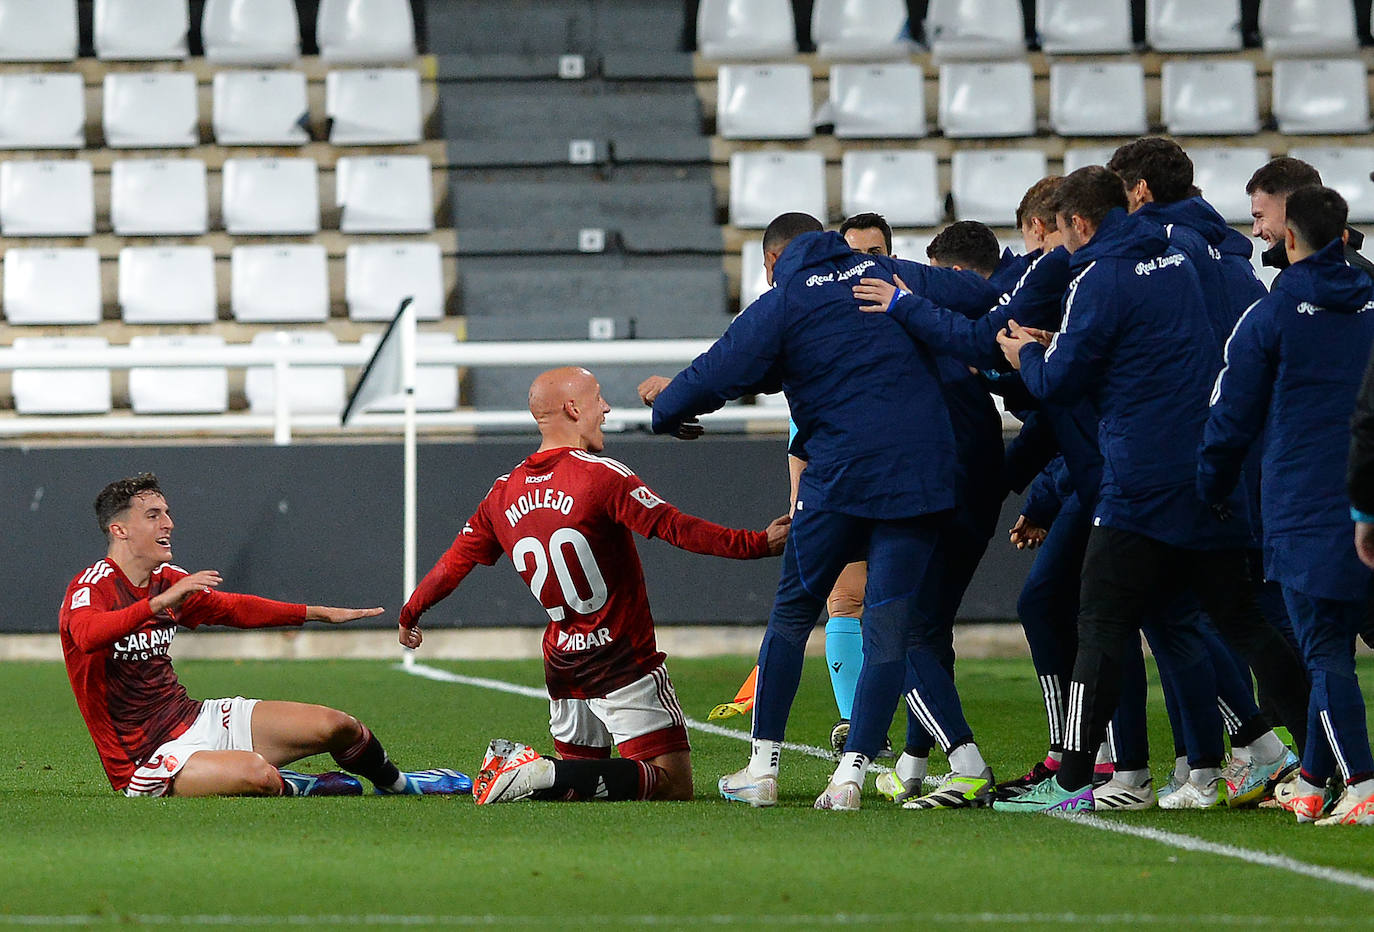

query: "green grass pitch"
(2, 655), (1372, 929)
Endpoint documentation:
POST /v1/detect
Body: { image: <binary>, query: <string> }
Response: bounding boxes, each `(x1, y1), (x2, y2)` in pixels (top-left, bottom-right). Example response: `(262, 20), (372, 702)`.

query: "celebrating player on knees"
(399, 366), (788, 804)
(60, 473), (470, 799)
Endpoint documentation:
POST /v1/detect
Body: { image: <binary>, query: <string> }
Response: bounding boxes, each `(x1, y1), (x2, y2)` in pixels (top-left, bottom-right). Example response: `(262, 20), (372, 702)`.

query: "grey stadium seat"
(452, 179), (716, 231)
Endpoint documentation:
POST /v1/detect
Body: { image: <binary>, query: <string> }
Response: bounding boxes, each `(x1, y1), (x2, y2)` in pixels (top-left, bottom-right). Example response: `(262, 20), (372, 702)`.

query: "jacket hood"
(1275, 238), (1374, 314)
(774, 231), (862, 282)
(1070, 207), (1169, 268)
(1141, 196), (1230, 248)
(1217, 224), (1254, 260)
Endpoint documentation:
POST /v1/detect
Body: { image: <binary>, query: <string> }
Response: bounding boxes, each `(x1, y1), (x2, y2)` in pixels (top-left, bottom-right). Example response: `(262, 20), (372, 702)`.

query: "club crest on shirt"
(70, 587), (91, 610)
(630, 486), (663, 509)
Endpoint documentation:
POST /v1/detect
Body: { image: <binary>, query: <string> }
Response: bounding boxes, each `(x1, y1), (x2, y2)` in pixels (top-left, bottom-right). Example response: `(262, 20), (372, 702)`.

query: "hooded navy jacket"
(652, 231), (957, 519)
(1199, 239), (1374, 600)
(1138, 197), (1267, 347)
(1018, 208), (1250, 550)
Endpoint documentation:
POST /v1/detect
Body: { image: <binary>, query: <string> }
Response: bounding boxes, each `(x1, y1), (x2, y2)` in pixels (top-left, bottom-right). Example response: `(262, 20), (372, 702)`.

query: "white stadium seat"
(358, 331), (457, 412)
(12, 336), (110, 415)
(212, 70), (309, 145)
(829, 63), (925, 138)
(1260, 0), (1359, 55)
(118, 246), (217, 324)
(0, 72), (84, 148)
(1288, 146), (1374, 222)
(202, 0), (299, 64)
(1146, 0), (1242, 51)
(697, 0), (797, 59)
(95, 0), (189, 60)
(129, 335), (229, 415)
(0, 0), (77, 62)
(951, 149), (1048, 227)
(1161, 60), (1260, 135)
(717, 64), (813, 140)
(102, 72), (198, 148)
(1062, 145), (1116, 174)
(245, 330), (346, 416)
(924, 0), (1025, 59)
(891, 234), (934, 262)
(1272, 59), (1372, 134)
(317, 0), (416, 63)
(811, 0), (913, 59)
(346, 242), (444, 322)
(841, 150), (941, 227)
(110, 159), (208, 236)
(325, 68), (422, 144)
(0, 160), (93, 236)
(1038, 0), (1134, 53)
(221, 157), (320, 234)
(335, 155), (434, 233)
(3, 247), (101, 325)
(729, 151), (826, 228)
(938, 61), (1035, 138)
(739, 239), (769, 309)
(231, 244), (329, 322)
(1189, 147), (1271, 224)
(1049, 62), (1146, 137)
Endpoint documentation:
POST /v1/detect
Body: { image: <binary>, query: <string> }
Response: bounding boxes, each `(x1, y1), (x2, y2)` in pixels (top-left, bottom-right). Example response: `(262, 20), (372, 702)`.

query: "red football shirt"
(59, 559), (306, 791)
(402, 447), (770, 699)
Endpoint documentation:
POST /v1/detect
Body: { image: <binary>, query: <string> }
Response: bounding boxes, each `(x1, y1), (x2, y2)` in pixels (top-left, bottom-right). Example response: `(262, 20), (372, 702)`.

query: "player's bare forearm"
(306, 605), (385, 625)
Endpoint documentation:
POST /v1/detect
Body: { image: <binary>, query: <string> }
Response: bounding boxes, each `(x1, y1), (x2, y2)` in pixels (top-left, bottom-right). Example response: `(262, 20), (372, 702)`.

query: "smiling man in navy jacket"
(1201, 186), (1374, 826)
(993, 167), (1309, 813)
(649, 212), (996, 811)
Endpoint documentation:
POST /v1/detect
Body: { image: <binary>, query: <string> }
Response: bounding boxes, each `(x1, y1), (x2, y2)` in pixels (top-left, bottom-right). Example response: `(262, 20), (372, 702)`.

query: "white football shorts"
(548, 665), (690, 761)
(124, 696), (259, 797)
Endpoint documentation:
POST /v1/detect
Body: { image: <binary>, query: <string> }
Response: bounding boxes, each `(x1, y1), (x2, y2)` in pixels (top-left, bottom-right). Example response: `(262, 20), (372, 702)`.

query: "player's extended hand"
(306, 605), (385, 625)
(852, 274), (910, 313)
(996, 320), (1045, 371)
(151, 570), (223, 614)
(672, 417), (704, 440)
(1008, 515), (1047, 551)
(398, 623), (423, 649)
(637, 375), (672, 407)
(764, 513), (792, 555)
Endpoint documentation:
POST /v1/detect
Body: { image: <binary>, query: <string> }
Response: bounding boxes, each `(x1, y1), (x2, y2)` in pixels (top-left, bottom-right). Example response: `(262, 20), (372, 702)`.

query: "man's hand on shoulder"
(150, 569), (222, 614)
(306, 605), (385, 625)
(853, 274), (909, 313)
(764, 513), (792, 556)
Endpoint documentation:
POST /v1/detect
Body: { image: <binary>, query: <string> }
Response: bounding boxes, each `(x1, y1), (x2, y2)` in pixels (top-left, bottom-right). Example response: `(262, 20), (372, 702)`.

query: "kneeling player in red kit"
(400, 367), (788, 803)
(61, 473), (470, 798)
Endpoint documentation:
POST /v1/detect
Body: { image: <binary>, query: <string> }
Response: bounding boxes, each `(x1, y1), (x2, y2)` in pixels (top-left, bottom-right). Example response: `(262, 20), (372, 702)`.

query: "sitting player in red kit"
(61, 473), (470, 798)
(399, 367), (789, 803)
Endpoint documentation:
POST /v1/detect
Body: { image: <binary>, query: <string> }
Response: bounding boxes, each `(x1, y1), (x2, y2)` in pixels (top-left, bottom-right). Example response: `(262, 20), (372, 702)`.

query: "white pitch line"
(402, 660), (1374, 896)
(0, 914), (1359, 928)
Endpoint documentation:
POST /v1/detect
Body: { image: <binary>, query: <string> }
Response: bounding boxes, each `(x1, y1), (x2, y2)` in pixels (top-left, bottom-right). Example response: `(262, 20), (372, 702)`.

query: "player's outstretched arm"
(307, 605), (385, 624)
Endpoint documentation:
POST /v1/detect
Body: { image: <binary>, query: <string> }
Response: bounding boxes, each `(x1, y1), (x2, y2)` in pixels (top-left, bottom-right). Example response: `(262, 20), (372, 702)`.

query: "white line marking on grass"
(1063, 813), (1374, 894)
(401, 661), (1374, 895)
(0, 914), (1357, 927)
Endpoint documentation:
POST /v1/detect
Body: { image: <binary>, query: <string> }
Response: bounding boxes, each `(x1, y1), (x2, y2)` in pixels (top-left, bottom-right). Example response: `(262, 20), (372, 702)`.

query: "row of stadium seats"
(726, 145), (1374, 229)
(0, 68), (426, 149)
(10, 330), (455, 416)
(0, 155), (437, 236)
(0, 0), (416, 64)
(716, 58), (1374, 139)
(700, 0), (1374, 59)
(2, 241), (443, 326)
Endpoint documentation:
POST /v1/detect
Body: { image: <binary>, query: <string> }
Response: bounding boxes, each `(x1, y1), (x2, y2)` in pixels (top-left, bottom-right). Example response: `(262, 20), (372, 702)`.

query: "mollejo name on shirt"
(504, 489), (576, 527)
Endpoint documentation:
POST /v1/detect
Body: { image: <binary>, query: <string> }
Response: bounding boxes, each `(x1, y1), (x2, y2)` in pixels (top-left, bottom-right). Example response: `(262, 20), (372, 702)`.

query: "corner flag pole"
(339, 297), (418, 667)
(399, 299), (418, 669)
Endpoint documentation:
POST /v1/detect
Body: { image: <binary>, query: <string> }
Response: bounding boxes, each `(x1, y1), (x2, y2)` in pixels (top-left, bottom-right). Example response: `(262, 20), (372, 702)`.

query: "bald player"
(400, 367), (789, 804)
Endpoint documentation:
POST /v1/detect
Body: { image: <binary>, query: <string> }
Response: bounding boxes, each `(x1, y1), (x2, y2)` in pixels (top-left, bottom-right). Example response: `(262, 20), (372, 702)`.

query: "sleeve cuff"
(1352, 507), (1374, 524)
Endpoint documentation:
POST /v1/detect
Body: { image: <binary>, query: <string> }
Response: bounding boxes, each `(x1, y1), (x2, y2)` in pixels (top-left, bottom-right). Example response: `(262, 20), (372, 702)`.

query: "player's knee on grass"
(647, 751), (693, 801)
(172, 751), (283, 797)
(241, 754), (286, 796)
